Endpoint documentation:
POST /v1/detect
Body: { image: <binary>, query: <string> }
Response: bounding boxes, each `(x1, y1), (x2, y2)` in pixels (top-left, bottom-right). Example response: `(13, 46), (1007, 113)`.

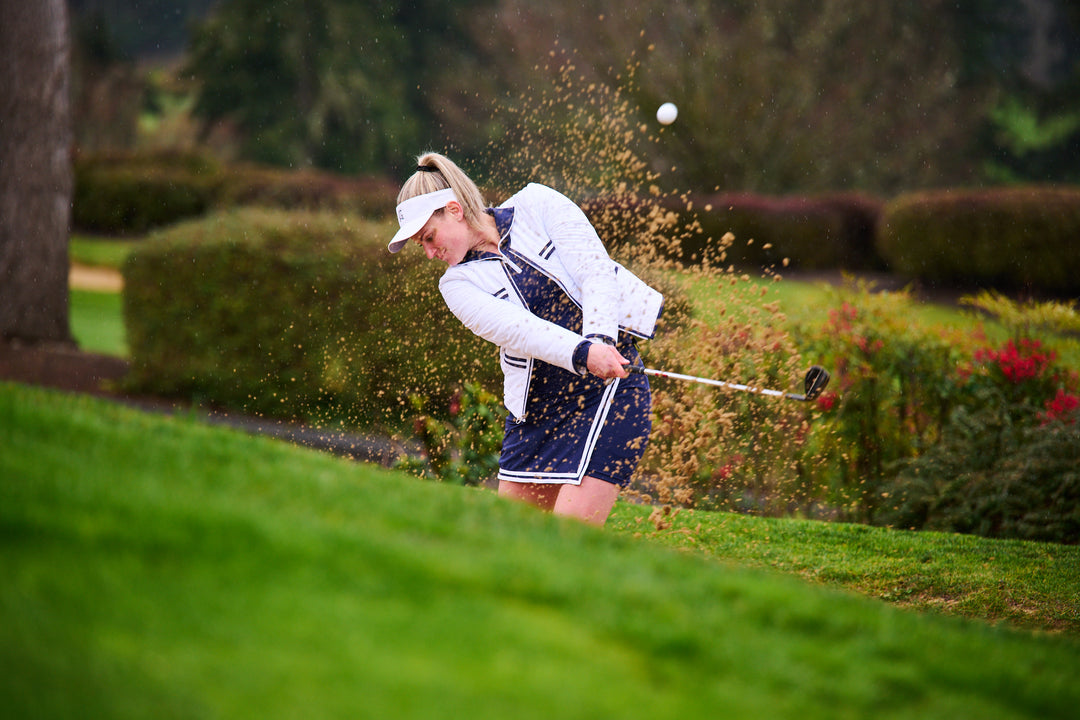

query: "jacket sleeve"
(439, 271), (584, 373)
(532, 186), (622, 340)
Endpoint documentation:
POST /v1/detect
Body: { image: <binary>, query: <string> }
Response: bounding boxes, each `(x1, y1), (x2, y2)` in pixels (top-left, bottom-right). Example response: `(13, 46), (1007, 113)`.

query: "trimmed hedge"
(73, 152), (219, 234)
(217, 163), (398, 218)
(121, 208), (498, 430)
(878, 186), (1080, 295)
(121, 207), (688, 432)
(585, 192), (883, 271)
(687, 192), (884, 270)
(74, 151), (398, 235)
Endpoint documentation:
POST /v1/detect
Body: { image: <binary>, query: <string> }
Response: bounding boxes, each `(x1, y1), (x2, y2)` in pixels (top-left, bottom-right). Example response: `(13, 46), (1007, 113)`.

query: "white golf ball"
(656, 102), (678, 125)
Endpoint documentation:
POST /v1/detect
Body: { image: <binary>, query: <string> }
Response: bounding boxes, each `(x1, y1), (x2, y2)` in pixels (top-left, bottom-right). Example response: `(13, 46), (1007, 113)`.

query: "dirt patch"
(70, 263), (123, 292)
(0, 341), (129, 396)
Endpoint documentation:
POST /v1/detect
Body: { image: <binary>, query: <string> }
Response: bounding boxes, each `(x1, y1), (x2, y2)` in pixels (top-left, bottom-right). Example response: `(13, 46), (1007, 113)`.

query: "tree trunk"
(0, 0), (73, 346)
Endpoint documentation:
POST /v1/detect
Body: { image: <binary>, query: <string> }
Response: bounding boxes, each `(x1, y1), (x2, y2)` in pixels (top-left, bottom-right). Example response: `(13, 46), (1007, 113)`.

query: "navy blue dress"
(475, 208), (652, 488)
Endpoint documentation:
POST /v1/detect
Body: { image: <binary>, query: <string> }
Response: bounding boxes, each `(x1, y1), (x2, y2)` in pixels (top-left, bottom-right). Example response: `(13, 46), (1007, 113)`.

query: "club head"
(804, 365), (830, 400)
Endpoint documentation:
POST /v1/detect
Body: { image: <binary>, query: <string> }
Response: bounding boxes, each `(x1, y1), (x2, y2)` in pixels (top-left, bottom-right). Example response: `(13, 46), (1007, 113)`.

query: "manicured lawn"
(69, 235), (139, 269)
(69, 236), (132, 357)
(3, 382), (1079, 719)
(70, 289), (126, 356)
(608, 505), (1080, 634)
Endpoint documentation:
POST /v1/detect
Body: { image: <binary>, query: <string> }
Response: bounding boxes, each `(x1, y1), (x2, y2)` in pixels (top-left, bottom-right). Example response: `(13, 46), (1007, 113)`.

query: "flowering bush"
(976, 338), (1055, 384)
(792, 282), (968, 522)
(882, 332), (1080, 543)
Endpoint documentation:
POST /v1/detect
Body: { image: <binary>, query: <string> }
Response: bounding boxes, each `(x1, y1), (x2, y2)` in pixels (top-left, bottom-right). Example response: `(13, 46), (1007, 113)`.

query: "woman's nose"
(424, 244), (437, 260)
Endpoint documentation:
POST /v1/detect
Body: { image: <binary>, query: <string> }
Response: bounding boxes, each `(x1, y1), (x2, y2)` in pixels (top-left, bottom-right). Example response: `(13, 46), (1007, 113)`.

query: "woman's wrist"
(574, 335), (616, 376)
(572, 340), (592, 375)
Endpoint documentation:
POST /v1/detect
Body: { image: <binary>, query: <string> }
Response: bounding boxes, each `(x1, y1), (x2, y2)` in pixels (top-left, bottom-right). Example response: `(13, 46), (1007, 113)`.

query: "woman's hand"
(586, 342), (630, 379)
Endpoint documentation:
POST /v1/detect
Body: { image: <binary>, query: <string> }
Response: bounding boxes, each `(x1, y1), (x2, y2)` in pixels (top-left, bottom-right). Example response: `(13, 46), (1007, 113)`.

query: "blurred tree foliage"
(480, 0), (994, 194)
(77, 0), (1080, 192)
(945, 0), (1080, 185)
(68, 0), (219, 58)
(185, 0), (497, 175)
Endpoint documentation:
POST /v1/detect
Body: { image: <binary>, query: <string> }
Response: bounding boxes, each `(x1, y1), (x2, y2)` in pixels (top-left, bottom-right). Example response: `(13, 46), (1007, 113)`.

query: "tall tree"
(187, 0), (422, 174)
(0, 0), (74, 346)
(186, 0), (497, 176)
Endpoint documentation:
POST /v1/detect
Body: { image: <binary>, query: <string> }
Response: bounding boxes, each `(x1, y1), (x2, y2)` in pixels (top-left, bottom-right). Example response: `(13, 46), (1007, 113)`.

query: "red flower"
(815, 391), (838, 412)
(854, 335), (884, 355)
(715, 453), (745, 481)
(826, 302), (859, 334)
(1042, 389), (1079, 424)
(978, 338), (1056, 384)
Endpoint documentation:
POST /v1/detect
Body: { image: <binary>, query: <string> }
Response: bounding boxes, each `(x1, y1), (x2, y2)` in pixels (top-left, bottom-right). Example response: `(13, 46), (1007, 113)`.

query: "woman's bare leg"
(553, 476), (620, 526)
(498, 479), (560, 512)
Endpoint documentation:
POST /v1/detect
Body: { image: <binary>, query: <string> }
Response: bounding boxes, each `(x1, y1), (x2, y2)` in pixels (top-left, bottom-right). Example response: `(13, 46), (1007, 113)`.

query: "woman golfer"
(389, 153), (664, 526)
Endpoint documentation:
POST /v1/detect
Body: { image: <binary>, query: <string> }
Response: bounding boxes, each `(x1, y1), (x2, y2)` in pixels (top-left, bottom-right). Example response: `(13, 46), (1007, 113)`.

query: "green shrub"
(73, 151), (218, 234)
(680, 192), (884, 270)
(877, 186), (1080, 295)
(883, 406), (1080, 544)
(217, 163), (398, 217)
(121, 208), (498, 430)
(792, 283), (1080, 539)
(395, 382), (505, 486)
(73, 151), (398, 236)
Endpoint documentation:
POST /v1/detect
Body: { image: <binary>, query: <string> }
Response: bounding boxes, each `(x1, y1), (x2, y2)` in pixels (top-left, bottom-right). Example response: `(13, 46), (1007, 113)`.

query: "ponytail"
(397, 153), (489, 234)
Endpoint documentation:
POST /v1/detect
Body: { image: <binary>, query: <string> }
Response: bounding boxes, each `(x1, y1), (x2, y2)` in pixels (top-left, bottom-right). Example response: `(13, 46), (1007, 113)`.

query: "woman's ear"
(444, 200), (464, 220)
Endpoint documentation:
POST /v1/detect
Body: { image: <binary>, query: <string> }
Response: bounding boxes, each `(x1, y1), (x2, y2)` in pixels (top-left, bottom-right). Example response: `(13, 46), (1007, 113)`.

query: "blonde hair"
(397, 152), (489, 234)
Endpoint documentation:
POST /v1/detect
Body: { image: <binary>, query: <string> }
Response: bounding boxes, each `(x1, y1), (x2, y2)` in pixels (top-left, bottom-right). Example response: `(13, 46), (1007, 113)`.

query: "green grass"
(2, 381), (1079, 719)
(70, 235), (139, 269)
(70, 289), (127, 356)
(69, 236), (131, 357)
(608, 507), (1080, 635)
(677, 270), (984, 332)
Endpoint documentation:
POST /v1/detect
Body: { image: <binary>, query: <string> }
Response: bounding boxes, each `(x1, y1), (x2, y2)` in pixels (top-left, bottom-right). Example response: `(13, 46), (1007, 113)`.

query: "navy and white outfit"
(438, 183), (664, 487)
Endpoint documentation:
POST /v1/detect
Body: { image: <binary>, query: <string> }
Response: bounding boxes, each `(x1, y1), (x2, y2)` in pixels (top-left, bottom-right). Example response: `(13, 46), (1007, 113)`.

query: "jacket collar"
(461, 207), (516, 264)
(490, 206), (515, 248)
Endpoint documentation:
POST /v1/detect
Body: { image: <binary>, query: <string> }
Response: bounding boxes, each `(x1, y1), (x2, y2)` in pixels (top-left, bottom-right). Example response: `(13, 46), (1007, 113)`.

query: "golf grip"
(626, 365), (807, 401)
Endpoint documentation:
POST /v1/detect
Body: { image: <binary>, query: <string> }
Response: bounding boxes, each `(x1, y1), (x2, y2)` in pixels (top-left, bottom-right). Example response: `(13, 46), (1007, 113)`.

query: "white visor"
(387, 188), (458, 253)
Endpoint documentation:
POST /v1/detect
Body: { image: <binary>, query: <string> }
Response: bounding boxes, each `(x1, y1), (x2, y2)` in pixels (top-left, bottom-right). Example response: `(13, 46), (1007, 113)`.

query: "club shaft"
(633, 366), (804, 401)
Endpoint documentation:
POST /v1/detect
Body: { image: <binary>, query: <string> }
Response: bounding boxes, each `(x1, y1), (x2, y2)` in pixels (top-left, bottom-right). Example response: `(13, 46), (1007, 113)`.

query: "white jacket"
(439, 183), (664, 420)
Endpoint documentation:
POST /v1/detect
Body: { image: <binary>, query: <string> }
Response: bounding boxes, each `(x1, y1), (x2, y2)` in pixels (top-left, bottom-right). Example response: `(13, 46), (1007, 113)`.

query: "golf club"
(628, 364), (831, 402)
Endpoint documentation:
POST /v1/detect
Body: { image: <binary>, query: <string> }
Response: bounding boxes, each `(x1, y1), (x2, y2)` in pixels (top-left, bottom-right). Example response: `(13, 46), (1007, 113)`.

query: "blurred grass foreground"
(2, 381), (1079, 719)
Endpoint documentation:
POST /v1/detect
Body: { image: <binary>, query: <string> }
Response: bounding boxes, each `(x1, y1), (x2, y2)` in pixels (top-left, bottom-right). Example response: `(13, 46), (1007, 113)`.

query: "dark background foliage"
(68, 0), (1080, 193)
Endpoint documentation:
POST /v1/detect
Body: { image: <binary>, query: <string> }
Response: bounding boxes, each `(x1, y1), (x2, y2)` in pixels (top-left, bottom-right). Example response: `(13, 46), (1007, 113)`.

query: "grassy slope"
(608, 507), (1080, 634)
(2, 382), (1079, 719)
